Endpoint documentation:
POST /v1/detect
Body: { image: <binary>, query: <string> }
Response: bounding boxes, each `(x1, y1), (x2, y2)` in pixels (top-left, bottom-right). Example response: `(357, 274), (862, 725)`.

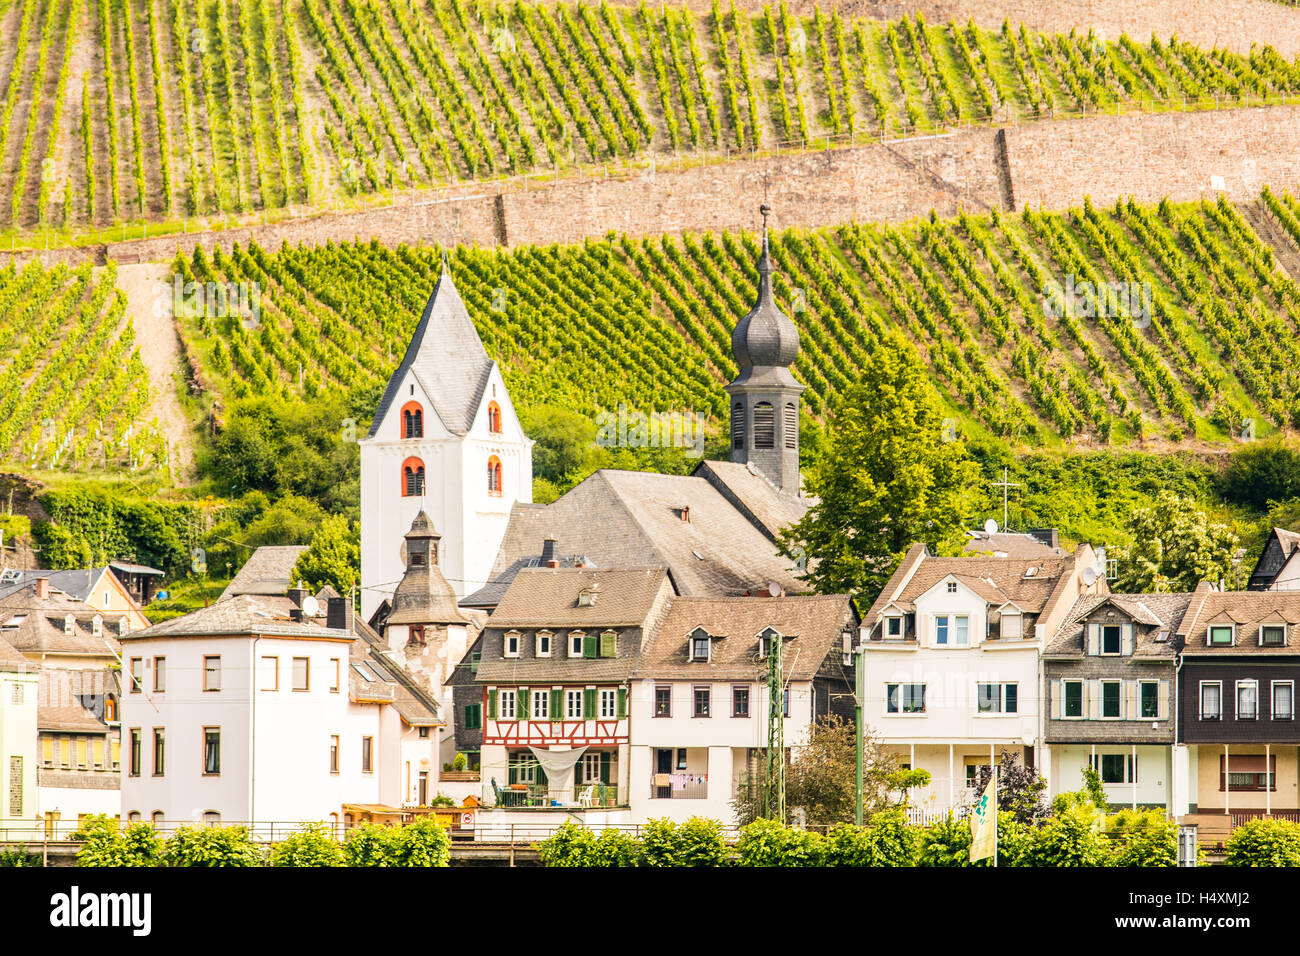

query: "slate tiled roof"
(488, 568), (671, 628)
(0, 633), (29, 671)
(1179, 584), (1300, 655)
(488, 469), (806, 597)
(218, 546), (309, 601)
(0, 567), (102, 603)
(386, 511), (467, 626)
(366, 265), (494, 439)
(39, 668), (115, 733)
(962, 531), (1065, 559)
(1044, 592), (1194, 659)
(347, 615), (441, 725)
(633, 594), (856, 681)
(692, 459), (810, 543)
(126, 594), (351, 641)
(0, 584), (124, 658)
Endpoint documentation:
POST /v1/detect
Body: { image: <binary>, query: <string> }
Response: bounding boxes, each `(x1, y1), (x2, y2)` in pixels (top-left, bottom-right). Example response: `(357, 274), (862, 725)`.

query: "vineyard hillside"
(3, 0), (1300, 240)
(169, 188), (1300, 459)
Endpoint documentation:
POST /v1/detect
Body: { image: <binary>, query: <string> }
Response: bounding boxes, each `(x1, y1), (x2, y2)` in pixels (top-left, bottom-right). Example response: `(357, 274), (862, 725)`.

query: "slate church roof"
(367, 264), (495, 438)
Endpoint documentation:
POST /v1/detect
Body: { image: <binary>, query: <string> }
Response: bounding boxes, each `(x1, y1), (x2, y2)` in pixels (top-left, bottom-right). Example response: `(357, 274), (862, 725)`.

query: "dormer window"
(504, 631), (520, 658)
(578, 587), (598, 607)
(118, 616), (129, 636)
(689, 627), (711, 662)
(1100, 625), (1122, 655)
(569, 631), (584, 657)
(757, 626), (782, 659)
(1209, 625), (1234, 647)
(92, 616), (102, 637)
(64, 614), (75, 636)
(1261, 625), (1287, 647)
(536, 630), (552, 657)
(1000, 612), (1022, 639)
(884, 616), (903, 640)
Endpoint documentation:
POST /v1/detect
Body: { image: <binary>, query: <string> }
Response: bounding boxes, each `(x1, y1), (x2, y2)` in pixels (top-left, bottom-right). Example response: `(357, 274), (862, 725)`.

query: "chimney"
(327, 596), (355, 632)
(680, 506), (691, 523)
(541, 537), (558, 566)
(35, 576), (49, 600)
(289, 607), (304, 623)
(575, 555), (587, 569)
(287, 587), (306, 608)
(1028, 528), (1059, 551)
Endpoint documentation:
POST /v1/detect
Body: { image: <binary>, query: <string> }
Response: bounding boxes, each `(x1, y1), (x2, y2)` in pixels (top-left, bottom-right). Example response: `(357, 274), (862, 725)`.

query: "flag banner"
(970, 772), (997, 863)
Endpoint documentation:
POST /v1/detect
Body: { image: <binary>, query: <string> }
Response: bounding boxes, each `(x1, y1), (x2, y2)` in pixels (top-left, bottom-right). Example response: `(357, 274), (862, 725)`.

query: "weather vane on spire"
(760, 174), (772, 252)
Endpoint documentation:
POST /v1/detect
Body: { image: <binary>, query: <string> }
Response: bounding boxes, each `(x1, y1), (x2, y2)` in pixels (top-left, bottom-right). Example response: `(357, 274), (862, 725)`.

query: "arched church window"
(731, 402), (745, 451)
(487, 456), (503, 496)
(488, 401), (502, 434)
(784, 402), (797, 449)
(753, 402), (775, 449)
(402, 457), (425, 497)
(401, 401), (423, 439)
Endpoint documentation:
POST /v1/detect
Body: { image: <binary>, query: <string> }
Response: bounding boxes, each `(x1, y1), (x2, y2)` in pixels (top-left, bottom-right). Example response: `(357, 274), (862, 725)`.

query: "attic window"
(1209, 625), (1234, 647)
(2, 615), (24, 628)
(1024, 567), (1038, 578)
(884, 616), (903, 639)
(92, 615), (103, 637)
(1001, 612), (1022, 639)
(577, 588), (598, 607)
(1154, 629), (1169, 643)
(757, 627), (782, 659)
(504, 631), (520, 658)
(688, 627), (711, 662)
(64, 614), (75, 636)
(1261, 625), (1287, 647)
(946, 582), (958, 593)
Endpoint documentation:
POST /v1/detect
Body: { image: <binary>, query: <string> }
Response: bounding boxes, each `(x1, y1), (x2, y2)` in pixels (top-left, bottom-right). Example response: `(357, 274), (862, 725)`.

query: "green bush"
(162, 825), (264, 867)
(1106, 809), (1177, 868)
(916, 811), (1028, 866)
(675, 817), (729, 866)
(0, 846), (40, 866)
(587, 827), (641, 867)
(1027, 804), (1112, 867)
(1225, 818), (1300, 866)
(864, 808), (921, 866)
(736, 818), (824, 866)
(452, 752), (468, 772)
(393, 819), (452, 867)
(270, 823), (345, 867)
(73, 816), (164, 867)
(639, 818), (686, 867)
(342, 823), (403, 867)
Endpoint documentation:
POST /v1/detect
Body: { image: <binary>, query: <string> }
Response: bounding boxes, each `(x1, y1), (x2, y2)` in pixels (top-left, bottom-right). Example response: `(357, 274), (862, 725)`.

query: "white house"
(0, 635), (37, 836)
(627, 594), (857, 825)
(360, 263), (532, 618)
(119, 592), (440, 832)
(860, 542), (1103, 816)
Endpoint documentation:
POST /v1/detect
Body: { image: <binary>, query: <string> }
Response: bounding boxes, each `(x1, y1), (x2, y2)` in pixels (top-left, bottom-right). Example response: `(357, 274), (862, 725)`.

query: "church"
(359, 207), (812, 625)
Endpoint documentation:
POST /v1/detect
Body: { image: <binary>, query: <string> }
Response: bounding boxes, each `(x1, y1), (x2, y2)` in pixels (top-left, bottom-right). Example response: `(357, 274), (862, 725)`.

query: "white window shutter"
(1158, 680), (1170, 720)
(1087, 680), (1098, 719)
(1124, 681), (1137, 720)
(1121, 623), (1133, 656)
(1086, 623), (1099, 656)
(1050, 680), (1061, 719)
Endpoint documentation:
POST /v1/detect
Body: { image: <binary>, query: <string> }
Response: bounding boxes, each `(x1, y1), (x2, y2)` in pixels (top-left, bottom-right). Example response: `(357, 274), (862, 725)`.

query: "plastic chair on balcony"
(578, 785), (595, 808)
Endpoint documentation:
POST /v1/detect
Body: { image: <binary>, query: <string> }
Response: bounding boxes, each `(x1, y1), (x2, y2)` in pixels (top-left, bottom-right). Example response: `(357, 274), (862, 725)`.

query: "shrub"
(162, 825), (264, 867)
(639, 818), (685, 867)
(1225, 818), (1300, 867)
(393, 819), (452, 867)
(1106, 810), (1177, 867)
(452, 752), (468, 772)
(343, 824), (402, 867)
(917, 814), (972, 867)
(0, 846), (40, 866)
(675, 817), (729, 866)
(865, 808), (921, 865)
(1027, 805), (1112, 867)
(588, 827), (641, 867)
(73, 815), (164, 867)
(270, 823), (344, 867)
(735, 818), (826, 866)
(536, 821), (595, 866)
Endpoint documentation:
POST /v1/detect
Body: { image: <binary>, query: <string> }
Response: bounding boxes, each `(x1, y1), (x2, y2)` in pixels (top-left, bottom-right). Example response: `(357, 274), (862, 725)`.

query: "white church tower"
(359, 260), (532, 619)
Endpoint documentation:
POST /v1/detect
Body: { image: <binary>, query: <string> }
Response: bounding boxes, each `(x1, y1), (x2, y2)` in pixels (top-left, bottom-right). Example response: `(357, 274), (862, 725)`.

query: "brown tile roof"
(38, 668), (115, 733)
(127, 594), (351, 640)
(864, 551), (1070, 626)
(0, 633), (28, 671)
(489, 469), (807, 597)
(1045, 592), (1194, 659)
(487, 567), (673, 629)
(218, 546), (309, 601)
(0, 585), (124, 659)
(962, 532), (1065, 559)
(1179, 586), (1300, 655)
(633, 594), (857, 681)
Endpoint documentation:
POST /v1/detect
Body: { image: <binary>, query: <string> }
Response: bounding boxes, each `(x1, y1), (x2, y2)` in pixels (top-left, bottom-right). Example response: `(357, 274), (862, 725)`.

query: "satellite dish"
(1081, 566), (1098, 586)
(301, 595), (321, 618)
(983, 518), (999, 535)
(766, 581), (782, 598)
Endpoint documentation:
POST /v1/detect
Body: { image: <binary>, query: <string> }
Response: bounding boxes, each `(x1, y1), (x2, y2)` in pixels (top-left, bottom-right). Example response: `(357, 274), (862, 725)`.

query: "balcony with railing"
(649, 774), (709, 799)
(491, 782), (622, 809)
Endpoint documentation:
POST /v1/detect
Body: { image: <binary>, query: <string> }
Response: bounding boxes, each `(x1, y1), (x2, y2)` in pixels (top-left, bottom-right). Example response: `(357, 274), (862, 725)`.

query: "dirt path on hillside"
(111, 262), (195, 478)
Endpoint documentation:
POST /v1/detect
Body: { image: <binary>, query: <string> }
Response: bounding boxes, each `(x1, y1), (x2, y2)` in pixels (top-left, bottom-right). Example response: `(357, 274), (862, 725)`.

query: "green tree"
(1106, 809), (1177, 867)
(392, 818), (452, 867)
(292, 513), (360, 598)
(72, 816), (164, 867)
(270, 823), (345, 867)
(781, 333), (980, 597)
(519, 404), (603, 486)
(342, 824), (401, 867)
(970, 752), (1048, 824)
(1222, 436), (1300, 510)
(1111, 491), (1240, 591)
(161, 825), (264, 867)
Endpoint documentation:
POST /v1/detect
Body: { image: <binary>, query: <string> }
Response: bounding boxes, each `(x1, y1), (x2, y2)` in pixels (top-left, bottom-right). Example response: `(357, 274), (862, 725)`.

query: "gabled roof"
(367, 264), (494, 438)
(963, 531), (1065, 559)
(126, 594), (351, 641)
(487, 568), (671, 629)
(219, 545), (309, 601)
(0, 583), (124, 658)
(692, 459), (810, 543)
(488, 469), (806, 597)
(1179, 585), (1300, 655)
(1044, 592), (1194, 659)
(0, 567), (113, 604)
(39, 668), (116, 733)
(0, 633), (29, 671)
(633, 594), (856, 681)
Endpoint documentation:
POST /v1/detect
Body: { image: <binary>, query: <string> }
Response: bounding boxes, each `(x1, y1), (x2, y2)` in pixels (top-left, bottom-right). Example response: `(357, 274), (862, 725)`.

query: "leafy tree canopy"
(292, 513), (361, 599)
(1111, 490), (1241, 591)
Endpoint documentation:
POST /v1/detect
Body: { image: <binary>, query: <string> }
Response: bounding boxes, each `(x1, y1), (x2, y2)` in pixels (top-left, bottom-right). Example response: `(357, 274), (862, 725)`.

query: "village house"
(1042, 592), (1192, 810)
(119, 590), (441, 831)
(1, 564), (156, 631)
(627, 593), (857, 825)
(1247, 527), (1300, 592)
(860, 542), (1104, 816)
(0, 635), (37, 836)
(1177, 584), (1300, 830)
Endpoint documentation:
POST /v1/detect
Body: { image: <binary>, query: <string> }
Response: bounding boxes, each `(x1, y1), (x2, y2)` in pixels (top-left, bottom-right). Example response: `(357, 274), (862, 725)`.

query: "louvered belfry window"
(753, 402), (775, 449)
(732, 402), (745, 450)
(783, 402), (797, 449)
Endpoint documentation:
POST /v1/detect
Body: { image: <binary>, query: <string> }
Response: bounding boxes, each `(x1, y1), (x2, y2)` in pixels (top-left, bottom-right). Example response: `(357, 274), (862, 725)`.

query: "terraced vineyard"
(3, 0), (1300, 231)
(0, 260), (165, 470)
(175, 188), (1300, 447)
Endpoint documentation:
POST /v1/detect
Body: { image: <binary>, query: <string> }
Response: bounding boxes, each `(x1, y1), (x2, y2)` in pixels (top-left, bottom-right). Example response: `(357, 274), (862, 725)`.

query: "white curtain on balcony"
(528, 746), (588, 780)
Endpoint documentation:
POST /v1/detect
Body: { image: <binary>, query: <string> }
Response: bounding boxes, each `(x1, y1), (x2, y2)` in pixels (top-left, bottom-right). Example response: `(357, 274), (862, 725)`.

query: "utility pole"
(765, 628), (785, 822)
(855, 637), (865, 826)
(990, 467), (1022, 533)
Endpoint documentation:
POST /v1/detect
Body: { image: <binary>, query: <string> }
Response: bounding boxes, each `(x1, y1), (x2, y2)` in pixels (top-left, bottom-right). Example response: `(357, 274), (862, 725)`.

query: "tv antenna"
(990, 467), (1021, 534)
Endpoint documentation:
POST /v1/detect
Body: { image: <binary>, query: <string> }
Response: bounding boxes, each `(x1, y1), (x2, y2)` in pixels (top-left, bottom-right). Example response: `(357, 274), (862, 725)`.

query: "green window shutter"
(583, 634), (597, 658)
(600, 631), (617, 658)
(599, 751), (611, 784)
(535, 761), (548, 786)
(517, 688), (528, 719)
(551, 688), (563, 718)
(617, 687), (627, 719)
(487, 689), (497, 720)
(583, 688), (596, 719)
